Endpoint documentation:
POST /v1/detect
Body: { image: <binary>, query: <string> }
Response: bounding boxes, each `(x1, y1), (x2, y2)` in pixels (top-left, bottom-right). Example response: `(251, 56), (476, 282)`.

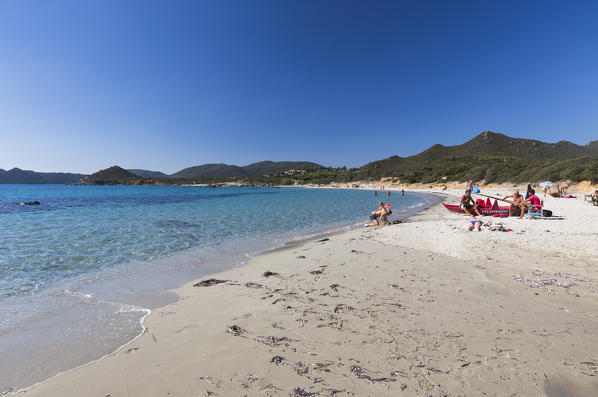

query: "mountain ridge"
(0, 168), (87, 184)
(169, 161), (322, 179)
(356, 131), (598, 183)
(3, 133), (597, 184)
(74, 166), (143, 185)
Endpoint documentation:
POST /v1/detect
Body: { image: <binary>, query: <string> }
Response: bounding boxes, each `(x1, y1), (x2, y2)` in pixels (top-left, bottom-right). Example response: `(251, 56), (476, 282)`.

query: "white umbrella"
(539, 181), (556, 187)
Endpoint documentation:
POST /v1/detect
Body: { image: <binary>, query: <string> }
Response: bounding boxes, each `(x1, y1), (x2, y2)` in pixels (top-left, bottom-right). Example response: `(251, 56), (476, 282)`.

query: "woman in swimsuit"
(460, 190), (482, 216)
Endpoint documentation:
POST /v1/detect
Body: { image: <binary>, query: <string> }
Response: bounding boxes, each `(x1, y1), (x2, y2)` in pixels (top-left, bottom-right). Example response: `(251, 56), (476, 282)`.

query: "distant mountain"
(75, 166), (142, 185)
(170, 161), (322, 179)
(170, 163), (246, 179)
(127, 169), (170, 178)
(356, 131), (598, 184)
(242, 161), (322, 176)
(0, 168), (87, 184)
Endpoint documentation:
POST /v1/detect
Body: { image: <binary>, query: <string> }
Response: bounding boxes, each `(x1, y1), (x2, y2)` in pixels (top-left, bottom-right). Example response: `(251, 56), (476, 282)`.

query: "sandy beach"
(16, 188), (598, 396)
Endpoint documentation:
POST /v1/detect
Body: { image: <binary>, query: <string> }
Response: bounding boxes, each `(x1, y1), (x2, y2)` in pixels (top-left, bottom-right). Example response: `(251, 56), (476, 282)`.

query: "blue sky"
(1, 1), (597, 173)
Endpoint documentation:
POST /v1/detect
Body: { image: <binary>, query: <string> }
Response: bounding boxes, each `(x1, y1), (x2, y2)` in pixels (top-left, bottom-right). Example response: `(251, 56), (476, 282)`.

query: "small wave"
(8, 301), (151, 396)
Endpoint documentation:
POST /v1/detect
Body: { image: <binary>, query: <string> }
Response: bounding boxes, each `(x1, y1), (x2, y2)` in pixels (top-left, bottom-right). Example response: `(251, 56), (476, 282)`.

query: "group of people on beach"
(460, 185), (542, 219)
(507, 189), (541, 218)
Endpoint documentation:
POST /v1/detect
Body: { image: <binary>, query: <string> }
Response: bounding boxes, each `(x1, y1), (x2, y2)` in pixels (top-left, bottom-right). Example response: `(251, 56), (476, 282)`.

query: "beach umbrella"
(539, 181), (556, 187)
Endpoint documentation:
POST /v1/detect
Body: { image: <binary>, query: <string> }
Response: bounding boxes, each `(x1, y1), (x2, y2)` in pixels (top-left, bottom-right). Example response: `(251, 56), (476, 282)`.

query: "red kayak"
(443, 198), (510, 216)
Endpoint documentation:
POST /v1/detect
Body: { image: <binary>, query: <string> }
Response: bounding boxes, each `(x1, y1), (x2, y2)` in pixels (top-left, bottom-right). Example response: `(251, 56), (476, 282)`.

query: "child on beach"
(364, 201), (391, 227)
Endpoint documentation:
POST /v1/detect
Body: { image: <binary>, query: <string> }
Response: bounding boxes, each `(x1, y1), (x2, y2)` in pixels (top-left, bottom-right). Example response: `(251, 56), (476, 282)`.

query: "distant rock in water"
(20, 201), (41, 205)
(74, 166), (148, 185)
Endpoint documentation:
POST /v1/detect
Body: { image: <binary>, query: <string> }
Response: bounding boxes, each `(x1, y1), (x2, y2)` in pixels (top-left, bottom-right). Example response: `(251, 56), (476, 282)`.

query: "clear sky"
(1, 0), (597, 173)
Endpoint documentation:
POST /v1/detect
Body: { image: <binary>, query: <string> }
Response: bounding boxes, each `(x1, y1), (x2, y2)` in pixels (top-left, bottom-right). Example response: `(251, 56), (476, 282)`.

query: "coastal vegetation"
(354, 132), (598, 184)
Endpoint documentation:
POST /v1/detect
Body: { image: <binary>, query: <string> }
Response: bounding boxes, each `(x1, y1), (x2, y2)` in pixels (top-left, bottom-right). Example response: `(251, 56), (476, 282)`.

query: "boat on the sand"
(443, 198), (510, 216)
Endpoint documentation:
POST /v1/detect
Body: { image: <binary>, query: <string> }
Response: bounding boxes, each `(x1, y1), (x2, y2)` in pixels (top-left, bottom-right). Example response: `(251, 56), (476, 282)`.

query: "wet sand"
(16, 189), (598, 396)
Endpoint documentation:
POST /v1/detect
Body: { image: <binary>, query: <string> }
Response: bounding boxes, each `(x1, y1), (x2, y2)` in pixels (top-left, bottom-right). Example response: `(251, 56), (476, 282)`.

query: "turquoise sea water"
(0, 184), (438, 392)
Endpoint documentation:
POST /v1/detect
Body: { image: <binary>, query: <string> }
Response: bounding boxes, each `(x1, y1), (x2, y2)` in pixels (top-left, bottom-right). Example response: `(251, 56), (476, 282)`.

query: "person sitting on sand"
(468, 220), (482, 231)
(518, 189), (541, 219)
(364, 201), (390, 227)
(527, 189), (541, 207)
(460, 190), (482, 216)
(507, 191), (523, 216)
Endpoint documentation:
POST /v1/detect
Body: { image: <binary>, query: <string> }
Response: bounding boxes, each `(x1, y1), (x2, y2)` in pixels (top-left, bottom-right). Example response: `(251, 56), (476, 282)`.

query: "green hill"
(0, 168), (87, 184)
(170, 163), (246, 178)
(242, 161), (322, 176)
(170, 161), (323, 179)
(127, 169), (170, 178)
(356, 131), (598, 184)
(75, 166), (143, 185)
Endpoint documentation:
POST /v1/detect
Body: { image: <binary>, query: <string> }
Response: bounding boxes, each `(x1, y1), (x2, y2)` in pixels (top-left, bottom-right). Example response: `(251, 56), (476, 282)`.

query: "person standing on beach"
(525, 184), (533, 199)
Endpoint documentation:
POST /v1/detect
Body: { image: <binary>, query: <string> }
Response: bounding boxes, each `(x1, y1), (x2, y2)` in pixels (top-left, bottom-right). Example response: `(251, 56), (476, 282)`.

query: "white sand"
(15, 188), (598, 396)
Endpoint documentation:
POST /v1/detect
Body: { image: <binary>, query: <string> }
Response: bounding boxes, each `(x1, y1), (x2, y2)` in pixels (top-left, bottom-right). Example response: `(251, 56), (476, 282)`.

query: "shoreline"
(13, 187), (598, 396)
(5, 189), (442, 395)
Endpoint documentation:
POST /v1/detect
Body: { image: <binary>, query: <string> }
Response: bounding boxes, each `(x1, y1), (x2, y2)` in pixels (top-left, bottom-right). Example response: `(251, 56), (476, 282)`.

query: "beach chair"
(527, 200), (544, 218)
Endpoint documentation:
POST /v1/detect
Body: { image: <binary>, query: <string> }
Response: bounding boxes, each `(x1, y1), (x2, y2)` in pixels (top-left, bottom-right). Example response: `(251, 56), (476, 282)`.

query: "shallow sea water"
(0, 184), (438, 392)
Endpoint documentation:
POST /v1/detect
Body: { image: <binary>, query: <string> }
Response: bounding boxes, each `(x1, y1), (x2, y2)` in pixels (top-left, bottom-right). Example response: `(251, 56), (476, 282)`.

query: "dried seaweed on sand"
(292, 387), (317, 397)
(271, 355), (286, 365)
(255, 335), (295, 347)
(244, 281), (270, 290)
(226, 325), (246, 336)
(350, 365), (396, 384)
(262, 271), (279, 278)
(194, 279), (228, 287)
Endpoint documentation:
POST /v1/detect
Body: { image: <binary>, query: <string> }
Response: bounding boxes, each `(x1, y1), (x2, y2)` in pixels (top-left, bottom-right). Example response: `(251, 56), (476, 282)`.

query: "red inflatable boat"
(443, 198), (510, 216)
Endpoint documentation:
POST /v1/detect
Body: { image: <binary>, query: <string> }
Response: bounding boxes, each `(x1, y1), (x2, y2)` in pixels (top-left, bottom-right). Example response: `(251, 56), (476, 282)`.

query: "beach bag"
(542, 209), (552, 217)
